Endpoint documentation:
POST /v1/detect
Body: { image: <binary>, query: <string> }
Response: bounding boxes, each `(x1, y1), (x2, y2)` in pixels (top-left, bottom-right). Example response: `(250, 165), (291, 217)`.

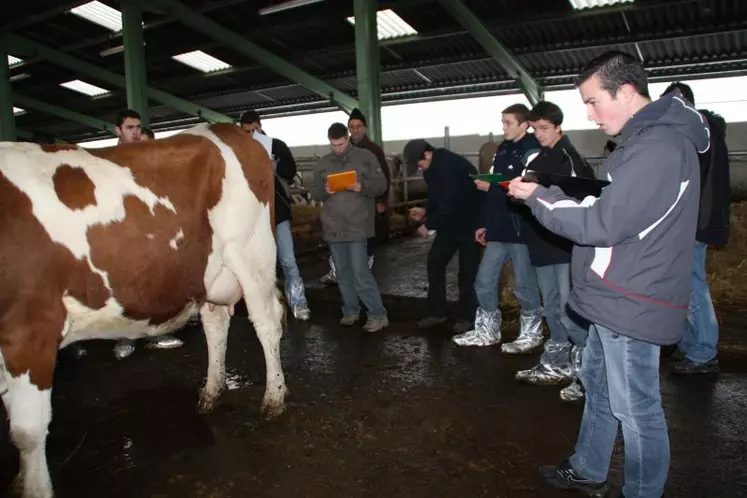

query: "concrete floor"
(1, 236), (746, 498)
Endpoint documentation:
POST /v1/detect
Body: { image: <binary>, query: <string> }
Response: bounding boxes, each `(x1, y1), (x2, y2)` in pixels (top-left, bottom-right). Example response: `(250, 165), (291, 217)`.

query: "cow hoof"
(197, 386), (224, 415)
(260, 400), (286, 420)
(11, 476), (52, 498)
(197, 395), (218, 415)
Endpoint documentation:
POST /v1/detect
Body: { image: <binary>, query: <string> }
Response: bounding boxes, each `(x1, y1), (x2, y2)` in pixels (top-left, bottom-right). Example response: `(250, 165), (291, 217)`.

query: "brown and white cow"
(0, 123), (287, 498)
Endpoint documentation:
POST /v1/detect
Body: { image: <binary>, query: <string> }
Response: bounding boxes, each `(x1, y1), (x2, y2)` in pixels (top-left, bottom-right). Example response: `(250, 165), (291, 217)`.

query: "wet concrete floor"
(2, 236), (747, 498)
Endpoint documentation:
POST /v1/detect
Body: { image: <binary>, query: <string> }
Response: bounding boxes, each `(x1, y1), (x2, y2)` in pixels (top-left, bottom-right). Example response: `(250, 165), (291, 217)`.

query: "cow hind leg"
(0, 348), (9, 411)
(226, 244), (287, 419)
(197, 303), (230, 414)
(246, 284), (286, 419)
(6, 372), (54, 498)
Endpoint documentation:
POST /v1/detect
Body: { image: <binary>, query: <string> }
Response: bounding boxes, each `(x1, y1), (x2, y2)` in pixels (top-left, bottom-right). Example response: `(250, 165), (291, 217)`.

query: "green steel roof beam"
(147, 0), (359, 113)
(0, 34), (17, 142)
(5, 33), (233, 124)
(13, 95), (118, 135)
(353, 0), (382, 146)
(122, 0), (150, 127)
(437, 0), (542, 105)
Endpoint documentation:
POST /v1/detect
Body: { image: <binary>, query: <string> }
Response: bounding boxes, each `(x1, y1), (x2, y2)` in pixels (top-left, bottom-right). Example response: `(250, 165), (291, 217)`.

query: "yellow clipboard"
(327, 170), (358, 192)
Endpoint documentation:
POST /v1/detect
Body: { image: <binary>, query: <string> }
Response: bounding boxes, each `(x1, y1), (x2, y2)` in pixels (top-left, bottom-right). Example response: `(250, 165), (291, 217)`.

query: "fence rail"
(289, 150), (747, 212)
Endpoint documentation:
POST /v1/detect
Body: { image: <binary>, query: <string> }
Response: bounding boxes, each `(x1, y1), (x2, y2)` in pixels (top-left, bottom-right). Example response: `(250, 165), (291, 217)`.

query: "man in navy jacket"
(405, 140), (482, 332)
(452, 104), (544, 349)
(661, 82), (731, 376)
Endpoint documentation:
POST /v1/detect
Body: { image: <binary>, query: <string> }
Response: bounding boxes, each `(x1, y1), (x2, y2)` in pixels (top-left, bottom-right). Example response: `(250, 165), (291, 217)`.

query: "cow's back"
(0, 134), (224, 339)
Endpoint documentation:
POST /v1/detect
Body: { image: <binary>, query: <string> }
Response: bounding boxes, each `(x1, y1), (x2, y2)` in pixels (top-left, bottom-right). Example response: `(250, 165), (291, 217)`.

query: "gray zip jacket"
(524, 91), (710, 345)
(311, 146), (387, 243)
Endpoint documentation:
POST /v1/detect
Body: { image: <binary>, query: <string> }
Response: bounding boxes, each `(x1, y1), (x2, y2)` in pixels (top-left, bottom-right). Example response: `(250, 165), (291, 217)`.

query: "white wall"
(288, 121), (747, 159)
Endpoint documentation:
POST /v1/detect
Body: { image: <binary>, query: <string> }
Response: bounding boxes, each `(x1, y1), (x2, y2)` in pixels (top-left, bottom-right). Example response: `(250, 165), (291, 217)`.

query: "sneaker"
(293, 306), (311, 321)
(539, 460), (609, 497)
(417, 316), (447, 329)
(671, 357), (719, 375)
(145, 334), (184, 350)
(452, 320), (472, 334)
(340, 315), (359, 327)
(363, 317), (389, 333)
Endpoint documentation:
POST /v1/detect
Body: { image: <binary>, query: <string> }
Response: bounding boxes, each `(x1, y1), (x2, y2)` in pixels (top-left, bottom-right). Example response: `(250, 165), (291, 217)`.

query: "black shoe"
(671, 357), (719, 375)
(539, 460), (609, 497)
(452, 320), (472, 334)
(417, 316), (447, 329)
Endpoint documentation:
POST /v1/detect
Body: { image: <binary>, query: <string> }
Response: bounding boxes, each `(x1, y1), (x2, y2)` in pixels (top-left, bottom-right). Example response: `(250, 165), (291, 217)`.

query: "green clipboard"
(470, 173), (508, 184)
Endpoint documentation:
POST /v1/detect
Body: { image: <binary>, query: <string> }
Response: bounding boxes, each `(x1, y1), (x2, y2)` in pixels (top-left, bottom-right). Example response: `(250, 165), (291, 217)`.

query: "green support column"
(353, 0), (382, 145)
(0, 35), (17, 142)
(148, 0), (359, 112)
(122, 0), (149, 126)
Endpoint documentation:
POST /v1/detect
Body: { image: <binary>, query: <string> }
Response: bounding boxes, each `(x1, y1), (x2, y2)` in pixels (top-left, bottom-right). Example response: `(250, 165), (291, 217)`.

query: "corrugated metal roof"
(5, 0), (747, 141)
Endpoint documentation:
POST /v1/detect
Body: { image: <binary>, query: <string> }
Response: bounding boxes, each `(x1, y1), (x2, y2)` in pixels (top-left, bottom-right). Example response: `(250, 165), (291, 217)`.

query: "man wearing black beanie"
(320, 108), (392, 285)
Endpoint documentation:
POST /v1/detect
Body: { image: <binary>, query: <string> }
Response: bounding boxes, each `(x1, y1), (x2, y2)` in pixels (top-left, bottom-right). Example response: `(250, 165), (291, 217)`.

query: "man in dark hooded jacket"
(510, 51), (710, 498)
(240, 110), (311, 321)
(661, 82), (731, 375)
(513, 101), (595, 403)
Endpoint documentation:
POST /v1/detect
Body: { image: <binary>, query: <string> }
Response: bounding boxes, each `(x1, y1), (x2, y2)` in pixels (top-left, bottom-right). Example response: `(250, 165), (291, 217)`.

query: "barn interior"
(2, 1), (747, 497)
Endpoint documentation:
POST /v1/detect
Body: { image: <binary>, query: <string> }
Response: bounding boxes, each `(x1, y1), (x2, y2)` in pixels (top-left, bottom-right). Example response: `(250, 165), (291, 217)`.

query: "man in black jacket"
(404, 140), (482, 332)
(514, 101), (595, 403)
(661, 82), (731, 375)
(452, 103), (544, 348)
(240, 110), (311, 321)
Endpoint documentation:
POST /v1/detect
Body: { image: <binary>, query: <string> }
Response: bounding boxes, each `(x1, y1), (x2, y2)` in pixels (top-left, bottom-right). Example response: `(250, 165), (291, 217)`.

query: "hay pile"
(706, 201), (747, 308)
(497, 201), (747, 309)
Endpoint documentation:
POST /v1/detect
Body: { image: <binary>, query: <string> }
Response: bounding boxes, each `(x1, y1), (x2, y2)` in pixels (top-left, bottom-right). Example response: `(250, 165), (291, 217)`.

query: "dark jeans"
(427, 231), (480, 322)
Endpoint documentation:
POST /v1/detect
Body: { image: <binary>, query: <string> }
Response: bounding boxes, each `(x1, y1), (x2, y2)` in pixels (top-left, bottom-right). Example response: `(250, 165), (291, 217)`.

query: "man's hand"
(416, 224), (429, 238)
(474, 179), (490, 192)
(508, 177), (539, 200)
(346, 182), (362, 193)
(408, 207), (426, 222)
(325, 183), (334, 194)
(376, 202), (387, 214)
(475, 227), (487, 246)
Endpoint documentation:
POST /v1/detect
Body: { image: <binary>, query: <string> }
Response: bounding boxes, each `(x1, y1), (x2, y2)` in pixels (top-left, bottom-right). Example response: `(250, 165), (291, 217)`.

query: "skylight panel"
(172, 50), (232, 73)
(7, 55), (22, 66)
(69, 1), (123, 32)
(60, 79), (110, 97)
(568, 0), (633, 10)
(347, 9), (418, 41)
(13, 107), (26, 116)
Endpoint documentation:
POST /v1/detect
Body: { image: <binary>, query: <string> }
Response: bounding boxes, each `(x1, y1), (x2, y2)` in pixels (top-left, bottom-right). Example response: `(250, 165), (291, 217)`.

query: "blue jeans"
(474, 242), (541, 313)
(679, 241), (719, 363)
(329, 240), (387, 319)
(570, 324), (669, 498)
(535, 263), (588, 346)
(276, 221), (308, 309)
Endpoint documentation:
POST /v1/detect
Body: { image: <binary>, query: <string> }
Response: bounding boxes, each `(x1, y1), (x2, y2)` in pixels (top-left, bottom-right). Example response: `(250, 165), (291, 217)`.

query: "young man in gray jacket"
(312, 123), (389, 332)
(509, 51), (710, 498)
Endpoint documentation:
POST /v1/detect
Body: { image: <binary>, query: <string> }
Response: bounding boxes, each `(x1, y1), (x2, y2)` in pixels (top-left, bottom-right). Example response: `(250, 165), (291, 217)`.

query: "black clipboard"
(521, 171), (610, 200)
